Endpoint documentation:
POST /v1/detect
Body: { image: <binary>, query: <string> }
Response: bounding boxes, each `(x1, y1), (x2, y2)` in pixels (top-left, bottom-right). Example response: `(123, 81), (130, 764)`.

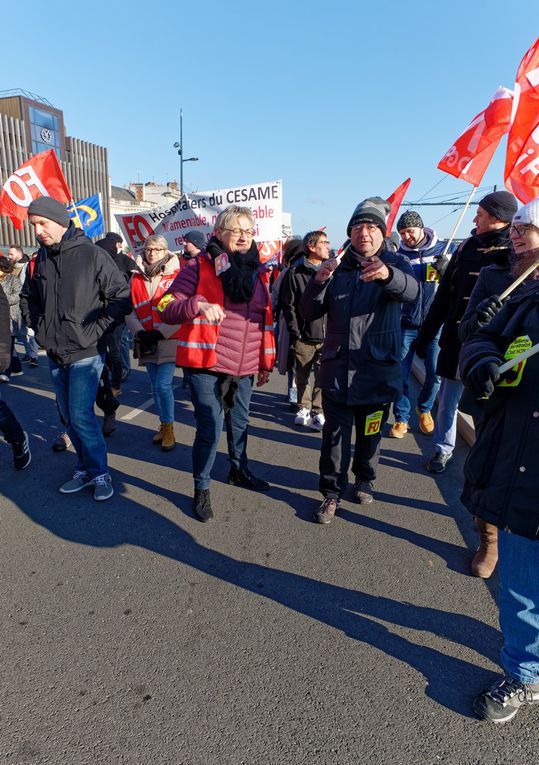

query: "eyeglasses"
(510, 224), (538, 237)
(144, 247), (166, 254)
(222, 228), (256, 237)
(352, 223), (379, 233)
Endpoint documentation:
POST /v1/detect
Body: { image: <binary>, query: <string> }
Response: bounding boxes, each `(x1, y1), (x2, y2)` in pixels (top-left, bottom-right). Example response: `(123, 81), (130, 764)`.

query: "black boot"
(193, 489), (213, 522)
(227, 466), (270, 491)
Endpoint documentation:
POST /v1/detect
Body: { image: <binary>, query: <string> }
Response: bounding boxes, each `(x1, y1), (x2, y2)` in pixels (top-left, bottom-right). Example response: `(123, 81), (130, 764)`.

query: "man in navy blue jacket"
(301, 197), (418, 523)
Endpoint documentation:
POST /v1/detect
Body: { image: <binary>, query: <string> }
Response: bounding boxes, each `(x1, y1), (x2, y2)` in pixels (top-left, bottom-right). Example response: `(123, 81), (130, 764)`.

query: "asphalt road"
(0, 358), (536, 764)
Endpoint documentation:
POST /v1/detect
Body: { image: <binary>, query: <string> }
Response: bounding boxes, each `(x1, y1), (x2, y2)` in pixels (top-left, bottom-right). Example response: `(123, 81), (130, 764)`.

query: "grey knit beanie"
(28, 196), (70, 228)
(347, 197), (391, 236)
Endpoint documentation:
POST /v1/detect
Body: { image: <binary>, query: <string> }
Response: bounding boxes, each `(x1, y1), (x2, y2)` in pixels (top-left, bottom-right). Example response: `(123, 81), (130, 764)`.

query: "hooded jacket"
(20, 225), (132, 365)
(281, 255), (326, 344)
(419, 224), (513, 379)
(300, 245), (417, 405)
(398, 227), (451, 328)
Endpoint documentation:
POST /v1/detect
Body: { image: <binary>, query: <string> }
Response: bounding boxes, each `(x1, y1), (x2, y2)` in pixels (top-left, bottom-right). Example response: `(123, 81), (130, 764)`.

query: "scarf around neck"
(143, 252), (172, 279)
(206, 235), (261, 303)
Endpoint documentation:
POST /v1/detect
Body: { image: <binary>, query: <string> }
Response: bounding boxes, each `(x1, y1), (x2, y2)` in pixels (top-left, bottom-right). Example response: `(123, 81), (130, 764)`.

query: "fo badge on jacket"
(364, 410), (384, 436)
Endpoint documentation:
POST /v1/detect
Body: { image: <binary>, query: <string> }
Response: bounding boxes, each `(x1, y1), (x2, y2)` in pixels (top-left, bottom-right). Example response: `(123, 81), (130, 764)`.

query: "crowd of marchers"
(1, 190), (539, 726)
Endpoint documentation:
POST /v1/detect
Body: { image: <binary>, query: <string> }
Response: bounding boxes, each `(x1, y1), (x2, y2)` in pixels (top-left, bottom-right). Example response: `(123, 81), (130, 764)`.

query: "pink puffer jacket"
(161, 254), (269, 376)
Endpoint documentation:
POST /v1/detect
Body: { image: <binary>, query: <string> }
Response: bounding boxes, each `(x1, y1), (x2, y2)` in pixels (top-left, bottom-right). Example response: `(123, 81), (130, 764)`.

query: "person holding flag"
(459, 197), (539, 724)
(416, 191), (518, 474)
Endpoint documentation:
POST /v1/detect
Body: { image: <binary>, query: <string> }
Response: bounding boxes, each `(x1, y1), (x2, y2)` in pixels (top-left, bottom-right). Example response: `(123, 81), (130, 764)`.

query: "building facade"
(0, 90), (110, 248)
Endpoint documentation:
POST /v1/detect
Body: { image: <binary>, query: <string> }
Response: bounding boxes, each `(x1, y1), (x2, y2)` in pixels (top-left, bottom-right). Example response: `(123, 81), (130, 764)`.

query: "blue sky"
(2, 0), (536, 245)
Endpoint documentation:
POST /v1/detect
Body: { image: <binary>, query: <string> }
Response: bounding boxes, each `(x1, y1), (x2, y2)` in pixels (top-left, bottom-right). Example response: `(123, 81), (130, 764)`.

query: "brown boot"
(160, 422), (175, 451)
(152, 423), (165, 445)
(471, 519), (498, 578)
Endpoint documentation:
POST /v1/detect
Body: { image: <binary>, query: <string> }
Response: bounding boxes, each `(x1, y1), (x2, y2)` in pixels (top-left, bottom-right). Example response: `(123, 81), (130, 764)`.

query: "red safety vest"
(131, 269), (181, 338)
(176, 257), (275, 370)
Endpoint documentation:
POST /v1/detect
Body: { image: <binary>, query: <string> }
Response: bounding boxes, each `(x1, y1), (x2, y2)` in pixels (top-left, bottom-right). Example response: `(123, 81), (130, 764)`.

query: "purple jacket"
(161, 253), (269, 376)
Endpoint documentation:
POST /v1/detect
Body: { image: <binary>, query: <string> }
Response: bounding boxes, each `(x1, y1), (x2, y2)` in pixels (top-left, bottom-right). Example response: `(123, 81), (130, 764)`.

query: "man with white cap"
(300, 197), (417, 523)
(20, 196), (131, 500)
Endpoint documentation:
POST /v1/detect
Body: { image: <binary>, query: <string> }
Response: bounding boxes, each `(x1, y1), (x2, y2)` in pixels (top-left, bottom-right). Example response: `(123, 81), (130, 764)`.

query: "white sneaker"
(311, 413), (325, 431)
(294, 408), (312, 426)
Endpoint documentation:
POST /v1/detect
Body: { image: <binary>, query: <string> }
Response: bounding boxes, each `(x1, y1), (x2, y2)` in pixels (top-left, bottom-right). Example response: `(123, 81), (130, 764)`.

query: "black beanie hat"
(396, 210), (424, 231)
(183, 230), (206, 250)
(478, 191), (518, 223)
(347, 197), (391, 236)
(27, 196), (70, 228)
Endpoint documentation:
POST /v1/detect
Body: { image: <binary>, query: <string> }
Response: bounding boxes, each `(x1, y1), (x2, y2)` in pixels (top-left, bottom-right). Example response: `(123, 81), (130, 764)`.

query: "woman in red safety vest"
(157, 206), (276, 522)
(127, 235), (181, 451)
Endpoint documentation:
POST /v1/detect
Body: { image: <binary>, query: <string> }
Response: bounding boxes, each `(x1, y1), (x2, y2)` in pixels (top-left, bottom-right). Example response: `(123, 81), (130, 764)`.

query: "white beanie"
(512, 198), (539, 229)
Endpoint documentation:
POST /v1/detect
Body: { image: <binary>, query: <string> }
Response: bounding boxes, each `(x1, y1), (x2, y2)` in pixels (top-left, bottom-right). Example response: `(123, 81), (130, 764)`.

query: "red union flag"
(0, 149), (71, 229)
(438, 87), (513, 186)
(386, 177), (411, 234)
(505, 37), (539, 203)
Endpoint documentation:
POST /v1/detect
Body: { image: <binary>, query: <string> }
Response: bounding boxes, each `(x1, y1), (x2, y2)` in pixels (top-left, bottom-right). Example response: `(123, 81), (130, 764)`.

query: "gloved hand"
(475, 295), (503, 324)
(466, 360), (500, 399)
(137, 329), (164, 343)
(432, 255), (449, 278)
(414, 335), (428, 360)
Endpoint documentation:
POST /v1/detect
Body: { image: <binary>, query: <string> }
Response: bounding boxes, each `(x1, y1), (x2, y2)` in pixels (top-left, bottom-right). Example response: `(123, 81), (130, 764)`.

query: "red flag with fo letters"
(505, 37), (539, 203)
(438, 87), (513, 186)
(0, 149), (71, 229)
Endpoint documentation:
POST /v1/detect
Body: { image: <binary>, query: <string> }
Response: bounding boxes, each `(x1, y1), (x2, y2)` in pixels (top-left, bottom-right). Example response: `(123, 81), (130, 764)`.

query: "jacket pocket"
(366, 331), (400, 364)
(61, 311), (99, 351)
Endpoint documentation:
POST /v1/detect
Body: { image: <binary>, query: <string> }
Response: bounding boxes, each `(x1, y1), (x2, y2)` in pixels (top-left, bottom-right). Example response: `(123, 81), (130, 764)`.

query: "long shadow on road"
(6, 464), (500, 720)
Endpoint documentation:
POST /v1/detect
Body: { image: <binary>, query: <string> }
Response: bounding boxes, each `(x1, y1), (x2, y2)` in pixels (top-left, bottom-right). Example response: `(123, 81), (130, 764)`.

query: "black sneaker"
(474, 675), (539, 724)
(102, 413), (116, 437)
(426, 451), (453, 474)
(313, 497), (340, 524)
(228, 466), (270, 491)
(354, 480), (374, 504)
(193, 489), (213, 522)
(12, 431), (31, 470)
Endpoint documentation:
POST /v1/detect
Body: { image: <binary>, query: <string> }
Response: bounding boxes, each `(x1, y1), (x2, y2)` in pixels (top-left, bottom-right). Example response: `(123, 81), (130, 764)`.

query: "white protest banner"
(115, 180), (282, 262)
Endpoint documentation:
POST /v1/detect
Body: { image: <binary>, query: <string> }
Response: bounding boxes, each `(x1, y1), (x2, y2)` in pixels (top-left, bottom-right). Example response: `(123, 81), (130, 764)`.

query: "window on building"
(29, 106), (61, 158)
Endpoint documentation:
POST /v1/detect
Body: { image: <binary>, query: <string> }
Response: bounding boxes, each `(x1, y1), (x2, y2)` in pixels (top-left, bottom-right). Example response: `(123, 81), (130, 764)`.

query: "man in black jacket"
(20, 197), (131, 500)
(301, 197), (417, 522)
(281, 230), (330, 430)
(416, 190), (518, 474)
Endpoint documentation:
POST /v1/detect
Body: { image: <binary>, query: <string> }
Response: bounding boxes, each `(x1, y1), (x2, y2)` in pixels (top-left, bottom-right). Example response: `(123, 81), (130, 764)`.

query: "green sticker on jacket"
(498, 335), (532, 388)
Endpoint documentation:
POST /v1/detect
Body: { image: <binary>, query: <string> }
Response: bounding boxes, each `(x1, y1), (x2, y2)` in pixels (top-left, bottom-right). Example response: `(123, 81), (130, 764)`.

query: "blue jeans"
(432, 376), (463, 455)
(393, 328), (441, 423)
(188, 371), (253, 490)
(145, 362), (175, 423)
(49, 354), (108, 478)
(498, 530), (539, 684)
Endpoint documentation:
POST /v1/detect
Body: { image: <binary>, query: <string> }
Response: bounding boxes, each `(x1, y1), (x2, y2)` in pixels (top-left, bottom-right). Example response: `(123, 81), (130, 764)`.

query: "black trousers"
(319, 392), (390, 499)
(105, 324), (124, 388)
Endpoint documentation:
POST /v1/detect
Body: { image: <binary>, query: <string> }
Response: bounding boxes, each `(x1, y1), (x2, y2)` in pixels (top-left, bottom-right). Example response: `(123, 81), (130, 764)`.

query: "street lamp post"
(173, 108), (198, 195)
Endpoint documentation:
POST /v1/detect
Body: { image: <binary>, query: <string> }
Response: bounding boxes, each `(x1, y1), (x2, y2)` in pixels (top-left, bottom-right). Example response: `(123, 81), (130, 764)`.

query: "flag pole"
(499, 343), (539, 375)
(69, 198), (83, 230)
(499, 258), (539, 301)
(441, 185), (477, 258)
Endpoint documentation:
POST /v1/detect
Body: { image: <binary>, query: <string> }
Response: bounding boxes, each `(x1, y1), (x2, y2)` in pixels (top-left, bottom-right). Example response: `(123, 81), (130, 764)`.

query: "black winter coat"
(20, 226), (132, 365)
(281, 256), (325, 343)
(459, 282), (539, 540)
(420, 225), (513, 379)
(300, 246), (417, 405)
